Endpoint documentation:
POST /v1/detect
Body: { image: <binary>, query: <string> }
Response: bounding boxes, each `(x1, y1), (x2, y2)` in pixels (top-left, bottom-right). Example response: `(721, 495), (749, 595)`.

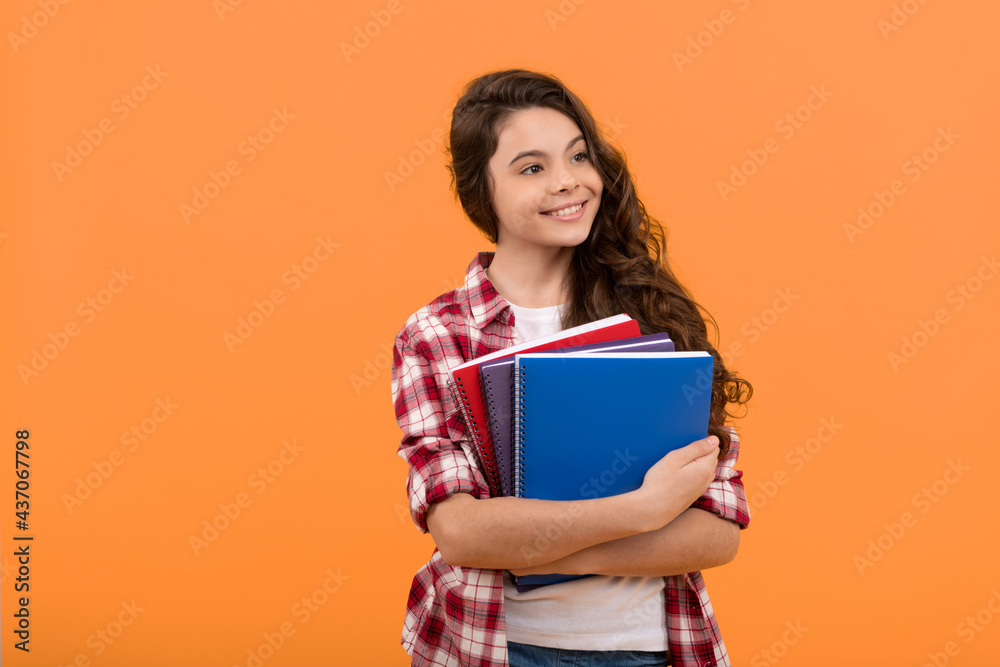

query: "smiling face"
(486, 106), (603, 258)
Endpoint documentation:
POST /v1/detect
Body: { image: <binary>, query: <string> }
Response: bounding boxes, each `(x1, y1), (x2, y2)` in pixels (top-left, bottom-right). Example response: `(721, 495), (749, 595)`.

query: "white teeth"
(545, 203), (583, 216)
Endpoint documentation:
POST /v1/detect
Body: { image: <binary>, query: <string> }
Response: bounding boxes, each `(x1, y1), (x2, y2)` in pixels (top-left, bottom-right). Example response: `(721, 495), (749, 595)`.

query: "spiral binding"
(483, 373), (507, 497)
(515, 364), (526, 498)
(447, 376), (501, 497)
(475, 372), (503, 496)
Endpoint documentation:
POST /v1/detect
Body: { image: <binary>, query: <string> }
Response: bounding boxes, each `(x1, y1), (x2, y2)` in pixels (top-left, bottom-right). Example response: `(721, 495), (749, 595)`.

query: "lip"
(540, 200), (587, 221)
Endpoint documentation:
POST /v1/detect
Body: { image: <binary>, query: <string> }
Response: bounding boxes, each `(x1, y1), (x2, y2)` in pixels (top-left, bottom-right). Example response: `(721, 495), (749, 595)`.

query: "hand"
(630, 435), (719, 532)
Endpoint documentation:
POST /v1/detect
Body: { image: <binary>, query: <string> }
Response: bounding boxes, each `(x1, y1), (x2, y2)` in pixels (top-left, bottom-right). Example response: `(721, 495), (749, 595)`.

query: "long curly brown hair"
(445, 68), (752, 458)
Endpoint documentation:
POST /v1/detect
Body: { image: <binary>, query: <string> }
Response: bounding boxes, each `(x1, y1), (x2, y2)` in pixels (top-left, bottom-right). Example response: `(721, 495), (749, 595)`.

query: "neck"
(486, 247), (573, 308)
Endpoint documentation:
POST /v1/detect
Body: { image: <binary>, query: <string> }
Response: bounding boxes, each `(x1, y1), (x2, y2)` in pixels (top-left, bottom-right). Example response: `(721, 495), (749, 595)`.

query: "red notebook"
(445, 313), (641, 496)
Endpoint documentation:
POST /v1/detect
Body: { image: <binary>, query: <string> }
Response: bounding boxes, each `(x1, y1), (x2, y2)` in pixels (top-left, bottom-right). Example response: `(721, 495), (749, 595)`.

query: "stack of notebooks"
(445, 314), (714, 591)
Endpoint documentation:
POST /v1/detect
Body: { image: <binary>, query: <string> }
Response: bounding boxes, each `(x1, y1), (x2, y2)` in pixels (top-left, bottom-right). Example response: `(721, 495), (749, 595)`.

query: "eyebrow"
(507, 134), (586, 168)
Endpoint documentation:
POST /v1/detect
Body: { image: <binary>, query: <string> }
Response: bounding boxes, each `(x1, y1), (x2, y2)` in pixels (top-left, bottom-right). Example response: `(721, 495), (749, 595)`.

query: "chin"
(555, 230), (593, 249)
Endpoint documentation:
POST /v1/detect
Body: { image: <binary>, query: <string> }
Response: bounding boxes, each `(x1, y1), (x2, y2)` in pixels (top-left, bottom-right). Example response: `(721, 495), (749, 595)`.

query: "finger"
(689, 441), (721, 465)
(666, 436), (720, 466)
(679, 447), (720, 471)
(685, 435), (718, 451)
(685, 436), (718, 457)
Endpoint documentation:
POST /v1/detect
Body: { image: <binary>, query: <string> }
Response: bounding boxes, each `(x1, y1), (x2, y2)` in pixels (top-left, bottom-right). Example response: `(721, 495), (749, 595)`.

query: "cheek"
(584, 168), (603, 196)
(517, 194), (544, 217)
(493, 192), (520, 219)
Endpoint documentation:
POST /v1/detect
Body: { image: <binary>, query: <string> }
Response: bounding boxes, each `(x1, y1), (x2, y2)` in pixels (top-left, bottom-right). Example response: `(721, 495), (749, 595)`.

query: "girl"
(391, 68), (753, 667)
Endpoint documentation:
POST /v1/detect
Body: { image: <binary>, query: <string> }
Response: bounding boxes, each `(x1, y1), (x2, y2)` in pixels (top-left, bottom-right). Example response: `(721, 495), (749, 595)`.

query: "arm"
(510, 425), (750, 577)
(509, 507), (739, 577)
(426, 438), (715, 570)
(393, 324), (722, 571)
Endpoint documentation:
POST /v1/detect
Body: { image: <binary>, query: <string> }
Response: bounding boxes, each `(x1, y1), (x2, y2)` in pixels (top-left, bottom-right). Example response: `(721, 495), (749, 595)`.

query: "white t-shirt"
(502, 300), (668, 651)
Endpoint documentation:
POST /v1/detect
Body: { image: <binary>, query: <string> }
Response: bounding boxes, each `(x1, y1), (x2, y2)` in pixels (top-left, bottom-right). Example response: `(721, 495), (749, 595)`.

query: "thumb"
(690, 435), (720, 459)
(675, 435), (718, 465)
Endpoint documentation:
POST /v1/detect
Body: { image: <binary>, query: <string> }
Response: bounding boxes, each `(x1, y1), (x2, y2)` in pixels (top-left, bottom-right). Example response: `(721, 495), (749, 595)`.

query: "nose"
(550, 165), (578, 192)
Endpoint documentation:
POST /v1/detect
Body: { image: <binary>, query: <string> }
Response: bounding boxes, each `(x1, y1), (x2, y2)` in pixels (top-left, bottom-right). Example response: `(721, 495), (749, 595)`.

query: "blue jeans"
(507, 641), (669, 667)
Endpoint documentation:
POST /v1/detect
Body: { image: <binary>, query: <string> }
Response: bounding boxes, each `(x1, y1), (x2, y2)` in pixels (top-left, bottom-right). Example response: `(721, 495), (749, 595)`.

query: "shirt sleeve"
(391, 326), (486, 534)
(689, 425), (751, 529)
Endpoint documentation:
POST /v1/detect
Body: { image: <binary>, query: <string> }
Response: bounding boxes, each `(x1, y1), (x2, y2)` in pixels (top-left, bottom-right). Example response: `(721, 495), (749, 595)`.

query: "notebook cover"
(446, 314), (640, 497)
(511, 351), (714, 589)
(480, 333), (676, 498)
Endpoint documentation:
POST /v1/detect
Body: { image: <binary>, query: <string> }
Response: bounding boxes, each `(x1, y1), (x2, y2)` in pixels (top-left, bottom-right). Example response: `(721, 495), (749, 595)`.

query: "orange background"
(2, 1), (999, 665)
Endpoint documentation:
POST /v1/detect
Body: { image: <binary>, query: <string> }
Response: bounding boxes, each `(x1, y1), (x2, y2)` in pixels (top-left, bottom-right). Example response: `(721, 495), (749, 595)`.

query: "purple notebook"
(478, 332), (675, 498)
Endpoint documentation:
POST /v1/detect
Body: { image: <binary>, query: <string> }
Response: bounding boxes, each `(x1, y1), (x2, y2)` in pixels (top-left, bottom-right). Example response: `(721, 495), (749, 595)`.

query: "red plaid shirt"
(391, 251), (751, 667)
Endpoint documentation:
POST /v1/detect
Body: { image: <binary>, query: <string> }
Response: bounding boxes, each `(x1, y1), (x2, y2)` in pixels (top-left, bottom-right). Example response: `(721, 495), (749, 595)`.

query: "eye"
(519, 151), (588, 175)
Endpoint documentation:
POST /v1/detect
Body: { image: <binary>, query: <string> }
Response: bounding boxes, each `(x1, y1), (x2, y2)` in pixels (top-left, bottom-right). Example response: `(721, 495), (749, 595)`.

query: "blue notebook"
(511, 351), (714, 591)
(479, 333), (676, 498)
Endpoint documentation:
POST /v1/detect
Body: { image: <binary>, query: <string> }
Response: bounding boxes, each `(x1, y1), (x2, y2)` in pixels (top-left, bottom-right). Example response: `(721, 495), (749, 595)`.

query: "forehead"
(493, 107), (583, 156)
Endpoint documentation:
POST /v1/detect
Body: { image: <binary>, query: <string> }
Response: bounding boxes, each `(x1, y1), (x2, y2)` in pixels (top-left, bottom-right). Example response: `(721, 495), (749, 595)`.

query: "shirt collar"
(464, 251), (511, 330)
